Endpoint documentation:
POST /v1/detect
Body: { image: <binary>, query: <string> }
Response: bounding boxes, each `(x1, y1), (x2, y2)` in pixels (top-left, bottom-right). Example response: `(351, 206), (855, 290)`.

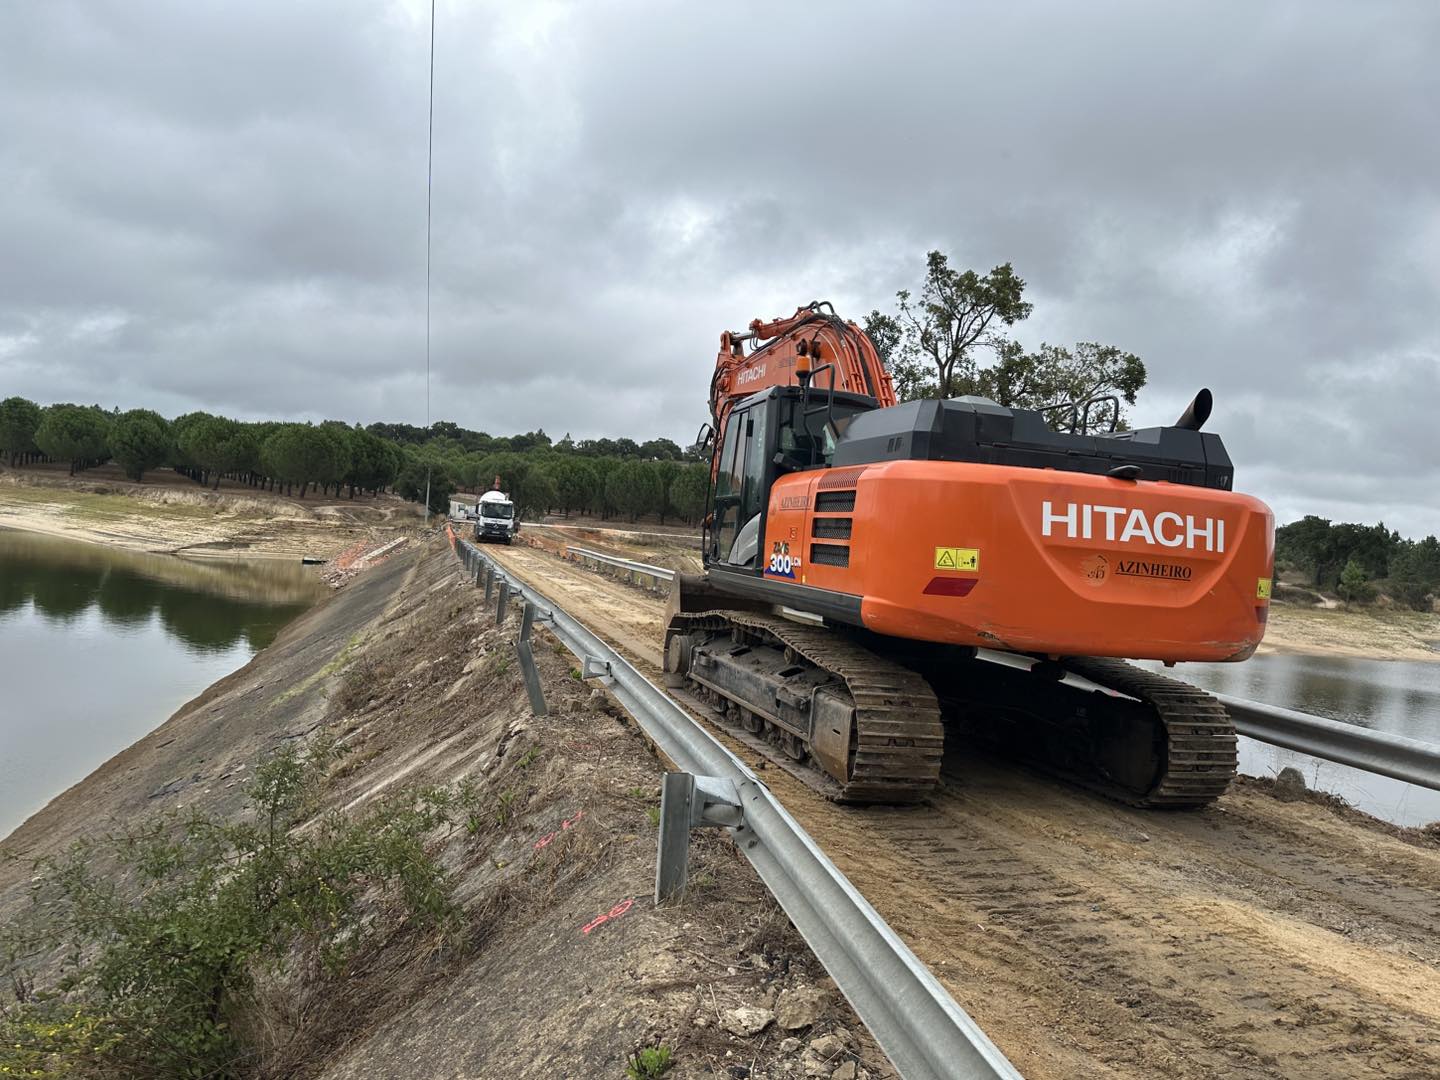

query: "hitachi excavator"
(664, 302), (1274, 807)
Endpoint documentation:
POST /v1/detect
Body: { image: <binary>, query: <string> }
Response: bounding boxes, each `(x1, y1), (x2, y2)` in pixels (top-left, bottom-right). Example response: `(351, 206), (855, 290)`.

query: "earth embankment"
(1, 534), (893, 1079)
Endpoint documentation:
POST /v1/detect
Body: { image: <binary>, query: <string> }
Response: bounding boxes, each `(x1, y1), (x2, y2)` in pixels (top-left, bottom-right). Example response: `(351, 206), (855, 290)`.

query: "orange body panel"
(761, 462), (1274, 663)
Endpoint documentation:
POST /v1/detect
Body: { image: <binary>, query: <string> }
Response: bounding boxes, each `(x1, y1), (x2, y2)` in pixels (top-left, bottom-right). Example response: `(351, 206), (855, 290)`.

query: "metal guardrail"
(566, 545), (675, 586)
(455, 535), (1021, 1080)
(1219, 692), (1440, 792)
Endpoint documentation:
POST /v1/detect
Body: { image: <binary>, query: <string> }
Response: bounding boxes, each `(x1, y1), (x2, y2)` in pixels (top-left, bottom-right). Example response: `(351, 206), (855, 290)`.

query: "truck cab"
(474, 490), (517, 544)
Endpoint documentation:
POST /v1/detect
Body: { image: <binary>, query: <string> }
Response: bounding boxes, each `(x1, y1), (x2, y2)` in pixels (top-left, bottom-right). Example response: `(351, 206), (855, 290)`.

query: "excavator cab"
(706, 386), (875, 570)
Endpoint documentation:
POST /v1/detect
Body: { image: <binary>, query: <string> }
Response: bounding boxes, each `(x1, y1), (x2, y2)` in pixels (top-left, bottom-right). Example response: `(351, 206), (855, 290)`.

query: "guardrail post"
(514, 601), (548, 717)
(496, 579), (510, 624)
(656, 773), (743, 904)
(484, 564), (495, 600)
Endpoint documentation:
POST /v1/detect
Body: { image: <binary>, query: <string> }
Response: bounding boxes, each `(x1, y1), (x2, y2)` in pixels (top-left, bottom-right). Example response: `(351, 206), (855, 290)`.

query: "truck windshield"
(480, 503), (513, 519)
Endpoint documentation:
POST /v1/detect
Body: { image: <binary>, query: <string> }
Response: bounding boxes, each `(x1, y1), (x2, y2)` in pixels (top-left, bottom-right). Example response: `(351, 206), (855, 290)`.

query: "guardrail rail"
(1219, 692), (1440, 792)
(566, 545), (675, 590)
(453, 533), (1023, 1080)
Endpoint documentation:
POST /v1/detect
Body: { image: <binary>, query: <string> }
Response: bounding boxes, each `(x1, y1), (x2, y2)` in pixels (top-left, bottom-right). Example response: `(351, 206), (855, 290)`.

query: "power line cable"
(422, 0), (436, 523)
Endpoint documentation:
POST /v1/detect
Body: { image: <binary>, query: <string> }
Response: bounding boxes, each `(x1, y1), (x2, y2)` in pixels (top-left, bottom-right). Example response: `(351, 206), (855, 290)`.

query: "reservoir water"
(0, 529), (319, 839)
(1141, 652), (1440, 827)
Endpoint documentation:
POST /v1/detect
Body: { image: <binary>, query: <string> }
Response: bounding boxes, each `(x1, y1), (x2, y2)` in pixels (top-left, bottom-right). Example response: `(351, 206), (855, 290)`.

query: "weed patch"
(0, 744), (463, 1080)
(626, 1044), (676, 1079)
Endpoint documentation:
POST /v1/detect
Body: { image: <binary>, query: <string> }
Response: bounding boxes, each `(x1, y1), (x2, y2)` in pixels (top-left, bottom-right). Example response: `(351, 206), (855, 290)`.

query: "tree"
(606, 460), (662, 522)
(861, 311), (902, 368)
(476, 452), (530, 498)
(892, 252), (1032, 399)
(548, 457), (596, 516)
(669, 463), (709, 525)
(639, 437), (683, 461)
(1389, 536), (1440, 611)
(344, 427), (401, 496)
(516, 466), (557, 518)
(977, 341), (1147, 430)
(652, 460), (681, 523)
(0, 396), (42, 465)
(261, 424), (346, 497)
(110, 409), (171, 482)
(35, 404), (111, 475)
(394, 448), (453, 514)
(315, 423), (355, 497)
(872, 251), (1146, 421)
(1337, 557), (1375, 604)
(179, 416), (256, 490)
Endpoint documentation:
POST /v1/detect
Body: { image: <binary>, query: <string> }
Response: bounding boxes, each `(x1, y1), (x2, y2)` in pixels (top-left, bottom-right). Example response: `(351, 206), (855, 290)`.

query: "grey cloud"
(1, 0), (1437, 534)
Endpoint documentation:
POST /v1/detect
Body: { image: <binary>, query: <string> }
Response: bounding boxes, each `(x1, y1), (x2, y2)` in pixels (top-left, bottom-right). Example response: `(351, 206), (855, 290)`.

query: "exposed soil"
(487, 539), (669, 668)
(0, 465), (418, 561)
(486, 538), (1440, 1080)
(1261, 602), (1440, 663)
(522, 518), (704, 576)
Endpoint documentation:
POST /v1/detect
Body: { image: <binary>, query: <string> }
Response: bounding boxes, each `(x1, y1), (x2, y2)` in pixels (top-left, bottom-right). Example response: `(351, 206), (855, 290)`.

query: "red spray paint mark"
(533, 809), (586, 851)
(582, 897), (635, 936)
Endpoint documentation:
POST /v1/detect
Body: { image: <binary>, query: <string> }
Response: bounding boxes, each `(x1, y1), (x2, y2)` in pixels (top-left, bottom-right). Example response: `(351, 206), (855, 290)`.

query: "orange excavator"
(664, 302), (1274, 807)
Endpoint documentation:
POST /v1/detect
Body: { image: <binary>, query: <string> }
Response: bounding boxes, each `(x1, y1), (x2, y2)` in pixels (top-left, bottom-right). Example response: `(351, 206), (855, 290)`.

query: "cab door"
(708, 397), (771, 571)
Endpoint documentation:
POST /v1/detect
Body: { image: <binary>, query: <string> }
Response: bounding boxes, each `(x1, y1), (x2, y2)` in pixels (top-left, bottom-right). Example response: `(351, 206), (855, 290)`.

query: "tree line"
(1276, 516), (1440, 610)
(0, 396), (711, 524)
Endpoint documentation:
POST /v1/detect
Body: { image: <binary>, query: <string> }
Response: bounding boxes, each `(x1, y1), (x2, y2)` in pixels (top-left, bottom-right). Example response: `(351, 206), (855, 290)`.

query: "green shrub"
(0, 744), (459, 1080)
(626, 1044), (675, 1080)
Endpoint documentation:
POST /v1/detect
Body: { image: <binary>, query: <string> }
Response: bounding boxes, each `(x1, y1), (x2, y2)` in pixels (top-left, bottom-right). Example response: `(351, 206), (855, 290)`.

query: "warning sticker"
(934, 547), (979, 571)
(1256, 577), (1272, 600)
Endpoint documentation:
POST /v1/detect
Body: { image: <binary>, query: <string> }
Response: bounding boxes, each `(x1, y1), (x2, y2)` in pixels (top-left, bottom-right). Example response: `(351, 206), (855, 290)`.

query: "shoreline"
(5, 473), (1437, 663)
(0, 469), (414, 562)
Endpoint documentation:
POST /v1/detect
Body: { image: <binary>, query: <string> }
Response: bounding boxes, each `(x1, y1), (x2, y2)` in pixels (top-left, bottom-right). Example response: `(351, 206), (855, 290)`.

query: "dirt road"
(486, 541), (1440, 1080)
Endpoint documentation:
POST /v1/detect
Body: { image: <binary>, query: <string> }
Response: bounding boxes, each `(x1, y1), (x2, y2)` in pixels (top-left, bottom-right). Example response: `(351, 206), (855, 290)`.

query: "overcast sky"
(2, 2), (1437, 534)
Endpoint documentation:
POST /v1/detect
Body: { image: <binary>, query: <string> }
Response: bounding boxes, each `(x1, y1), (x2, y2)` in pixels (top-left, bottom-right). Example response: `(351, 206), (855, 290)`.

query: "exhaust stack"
(1175, 388), (1213, 431)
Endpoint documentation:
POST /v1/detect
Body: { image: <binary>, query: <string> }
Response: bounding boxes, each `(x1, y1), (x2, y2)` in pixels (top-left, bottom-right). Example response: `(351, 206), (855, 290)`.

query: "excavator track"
(666, 610), (944, 804)
(925, 652), (1238, 809)
(1063, 657), (1239, 807)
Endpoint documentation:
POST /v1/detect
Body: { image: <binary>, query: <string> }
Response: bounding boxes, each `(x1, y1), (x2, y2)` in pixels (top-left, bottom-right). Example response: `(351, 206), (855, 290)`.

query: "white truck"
(473, 488), (518, 544)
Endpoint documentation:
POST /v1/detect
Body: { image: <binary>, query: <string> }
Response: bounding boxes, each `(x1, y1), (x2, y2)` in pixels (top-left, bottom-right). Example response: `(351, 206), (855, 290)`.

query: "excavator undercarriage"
(665, 585), (1238, 808)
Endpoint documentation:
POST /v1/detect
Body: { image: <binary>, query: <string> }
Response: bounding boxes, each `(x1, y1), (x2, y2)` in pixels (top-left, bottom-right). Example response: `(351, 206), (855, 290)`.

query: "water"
(1142, 652), (1440, 827)
(0, 530), (320, 838)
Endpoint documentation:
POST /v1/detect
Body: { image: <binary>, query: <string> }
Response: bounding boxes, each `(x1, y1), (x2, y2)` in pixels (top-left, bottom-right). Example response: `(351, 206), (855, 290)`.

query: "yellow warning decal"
(1256, 577), (1272, 600)
(934, 547), (979, 571)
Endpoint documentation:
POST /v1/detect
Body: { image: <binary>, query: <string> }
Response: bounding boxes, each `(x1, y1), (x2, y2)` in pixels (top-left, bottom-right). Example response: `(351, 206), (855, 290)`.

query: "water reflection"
(1144, 652), (1440, 827)
(0, 529), (323, 839)
(0, 530), (318, 653)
